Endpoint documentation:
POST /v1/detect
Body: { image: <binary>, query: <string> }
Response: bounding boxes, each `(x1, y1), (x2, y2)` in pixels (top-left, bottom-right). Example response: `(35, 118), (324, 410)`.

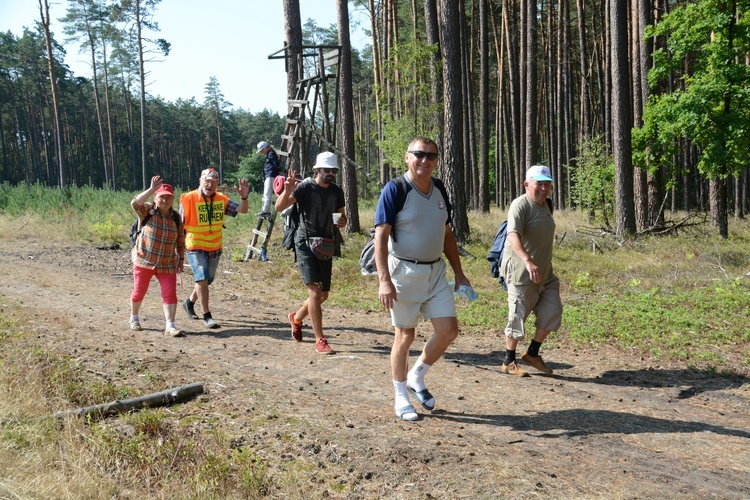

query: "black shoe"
(255, 211), (271, 218)
(183, 299), (198, 320)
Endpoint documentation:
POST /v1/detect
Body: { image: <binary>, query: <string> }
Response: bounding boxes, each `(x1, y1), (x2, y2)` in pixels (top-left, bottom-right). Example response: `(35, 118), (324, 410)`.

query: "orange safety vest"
(180, 190), (229, 251)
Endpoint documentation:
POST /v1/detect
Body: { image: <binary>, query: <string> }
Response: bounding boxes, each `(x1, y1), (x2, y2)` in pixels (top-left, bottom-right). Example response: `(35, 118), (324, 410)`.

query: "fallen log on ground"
(52, 383), (204, 420)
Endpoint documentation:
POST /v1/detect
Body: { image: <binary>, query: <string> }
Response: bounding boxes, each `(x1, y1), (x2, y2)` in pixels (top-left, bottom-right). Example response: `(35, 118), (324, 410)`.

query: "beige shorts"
(388, 256), (457, 329)
(504, 274), (562, 339)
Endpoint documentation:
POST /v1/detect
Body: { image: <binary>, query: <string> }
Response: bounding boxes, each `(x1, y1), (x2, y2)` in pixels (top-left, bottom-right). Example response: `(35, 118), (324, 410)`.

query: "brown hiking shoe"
(521, 353), (553, 374)
(501, 361), (529, 377)
(315, 337), (334, 354)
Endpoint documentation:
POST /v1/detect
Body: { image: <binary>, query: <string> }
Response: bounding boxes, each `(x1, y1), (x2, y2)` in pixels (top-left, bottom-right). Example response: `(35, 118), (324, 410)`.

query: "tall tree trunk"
(503, 0), (520, 200)
(424, 0), (443, 150)
(546, 0), (557, 199)
(69, 0), (111, 188)
(101, 28), (116, 189)
(575, 0), (592, 142)
(478, 0), (490, 212)
(519, 0), (527, 175)
(337, 0), (360, 232)
(367, 0), (388, 185)
(554, 0), (563, 209)
(491, 0), (506, 208)
(459, 1), (478, 209)
(642, 0), (663, 228)
(632, 0), (648, 230)
(524, 0), (539, 168)
(610, 0), (636, 238)
(438, 0), (468, 242)
(284, 0), (302, 173)
(39, 0), (66, 187)
(135, 0), (147, 189)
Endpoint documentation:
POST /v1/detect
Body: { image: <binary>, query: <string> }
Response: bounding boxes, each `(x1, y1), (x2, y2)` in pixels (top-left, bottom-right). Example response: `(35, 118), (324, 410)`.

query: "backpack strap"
(431, 177), (452, 222)
(391, 176), (409, 243)
(137, 212), (154, 234)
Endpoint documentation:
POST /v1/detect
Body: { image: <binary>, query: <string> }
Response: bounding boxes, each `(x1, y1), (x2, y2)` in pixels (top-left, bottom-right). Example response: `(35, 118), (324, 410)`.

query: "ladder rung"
(277, 150), (290, 157)
(286, 118), (298, 125)
(288, 99), (307, 106)
(281, 134), (295, 141)
(252, 229), (268, 237)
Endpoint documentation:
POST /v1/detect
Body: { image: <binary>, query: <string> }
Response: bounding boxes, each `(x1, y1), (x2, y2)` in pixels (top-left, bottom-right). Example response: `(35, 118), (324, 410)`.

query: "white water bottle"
(449, 282), (479, 302)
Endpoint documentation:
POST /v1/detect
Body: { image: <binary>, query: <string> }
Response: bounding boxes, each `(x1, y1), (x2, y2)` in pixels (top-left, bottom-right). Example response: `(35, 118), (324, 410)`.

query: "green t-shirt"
(501, 194), (556, 286)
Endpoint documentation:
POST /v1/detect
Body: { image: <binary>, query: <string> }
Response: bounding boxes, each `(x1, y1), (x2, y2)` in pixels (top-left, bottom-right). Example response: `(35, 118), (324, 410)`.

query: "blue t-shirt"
(264, 150), (280, 179)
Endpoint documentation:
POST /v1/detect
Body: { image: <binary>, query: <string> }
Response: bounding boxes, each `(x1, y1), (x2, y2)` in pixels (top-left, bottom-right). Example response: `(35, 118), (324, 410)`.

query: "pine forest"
(1, 0), (749, 239)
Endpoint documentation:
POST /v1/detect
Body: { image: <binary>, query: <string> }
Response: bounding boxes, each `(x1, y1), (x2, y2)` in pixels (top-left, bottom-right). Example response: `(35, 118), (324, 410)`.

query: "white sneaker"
(164, 326), (184, 337)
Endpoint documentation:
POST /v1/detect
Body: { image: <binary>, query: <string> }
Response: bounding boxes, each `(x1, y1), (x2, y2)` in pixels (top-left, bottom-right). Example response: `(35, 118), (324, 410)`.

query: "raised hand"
(236, 178), (250, 198)
(149, 175), (163, 191)
(284, 170), (299, 192)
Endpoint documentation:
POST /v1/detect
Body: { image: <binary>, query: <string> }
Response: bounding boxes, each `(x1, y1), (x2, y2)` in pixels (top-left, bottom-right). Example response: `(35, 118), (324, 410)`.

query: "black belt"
(397, 256), (441, 265)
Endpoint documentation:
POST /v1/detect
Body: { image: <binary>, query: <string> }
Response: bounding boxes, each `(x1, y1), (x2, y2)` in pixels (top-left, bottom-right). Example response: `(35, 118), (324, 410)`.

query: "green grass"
(1, 183), (748, 369)
(0, 184), (749, 496)
(219, 200), (750, 373)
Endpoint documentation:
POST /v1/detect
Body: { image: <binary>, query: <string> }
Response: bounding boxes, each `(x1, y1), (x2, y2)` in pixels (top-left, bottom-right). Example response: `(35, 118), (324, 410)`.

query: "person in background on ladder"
(256, 141), (281, 219)
(180, 168), (250, 329)
(499, 165), (561, 377)
(275, 152), (346, 355)
(129, 175), (185, 337)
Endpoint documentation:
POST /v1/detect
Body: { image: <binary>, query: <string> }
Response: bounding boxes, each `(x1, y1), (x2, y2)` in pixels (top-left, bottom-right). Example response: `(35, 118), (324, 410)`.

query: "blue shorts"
(186, 250), (222, 285)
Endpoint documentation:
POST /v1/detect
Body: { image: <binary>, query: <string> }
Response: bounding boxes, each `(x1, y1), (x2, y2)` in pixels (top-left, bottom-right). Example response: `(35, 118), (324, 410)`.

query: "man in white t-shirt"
(374, 137), (472, 422)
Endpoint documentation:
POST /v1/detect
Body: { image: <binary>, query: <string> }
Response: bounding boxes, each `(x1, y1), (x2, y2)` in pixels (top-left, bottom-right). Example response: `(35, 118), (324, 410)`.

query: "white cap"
(312, 151), (339, 170)
(257, 141), (269, 152)
(526, 165), (553, 182)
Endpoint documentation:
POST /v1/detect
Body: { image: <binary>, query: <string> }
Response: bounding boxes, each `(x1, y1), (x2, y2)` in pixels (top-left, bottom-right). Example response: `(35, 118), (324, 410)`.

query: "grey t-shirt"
(387, 176), (449, 261)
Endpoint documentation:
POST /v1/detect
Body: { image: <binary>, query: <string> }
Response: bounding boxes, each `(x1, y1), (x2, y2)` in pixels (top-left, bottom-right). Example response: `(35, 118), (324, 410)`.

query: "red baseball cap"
(155, 184), (174, 197)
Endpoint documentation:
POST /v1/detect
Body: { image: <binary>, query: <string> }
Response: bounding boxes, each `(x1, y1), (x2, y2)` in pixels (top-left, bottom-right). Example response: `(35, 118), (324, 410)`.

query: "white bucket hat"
(312, 152), (339, 170)
(257, 141), (270, 152)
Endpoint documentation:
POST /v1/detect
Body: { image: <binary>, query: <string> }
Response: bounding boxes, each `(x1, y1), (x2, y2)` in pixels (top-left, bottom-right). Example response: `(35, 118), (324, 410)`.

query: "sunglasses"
(320, 168), (339, 174)
(409, 150), (439, 161)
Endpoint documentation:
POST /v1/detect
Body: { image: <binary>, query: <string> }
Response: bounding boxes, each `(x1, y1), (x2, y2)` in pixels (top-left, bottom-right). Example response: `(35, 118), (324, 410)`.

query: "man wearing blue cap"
(499, 165), (561, 376)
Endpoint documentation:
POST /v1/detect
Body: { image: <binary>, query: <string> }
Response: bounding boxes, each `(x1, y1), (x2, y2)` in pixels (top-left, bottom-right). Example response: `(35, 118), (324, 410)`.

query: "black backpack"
(130, 210), (182, 248)
(487, 198), (553, 291)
